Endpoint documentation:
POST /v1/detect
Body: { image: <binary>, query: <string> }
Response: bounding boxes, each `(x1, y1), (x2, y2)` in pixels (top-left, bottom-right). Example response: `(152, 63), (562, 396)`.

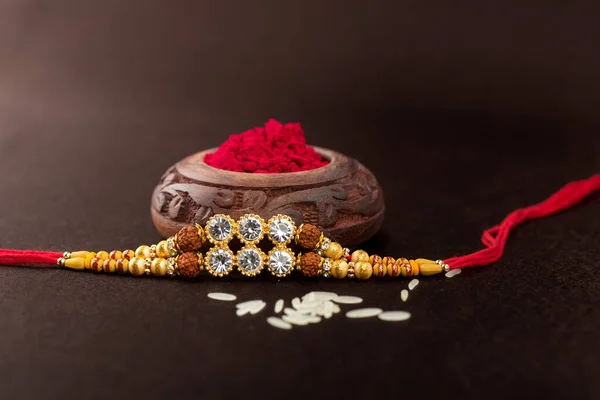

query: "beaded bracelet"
(57, 213), (449, 280)
(1, 174), (598, 277)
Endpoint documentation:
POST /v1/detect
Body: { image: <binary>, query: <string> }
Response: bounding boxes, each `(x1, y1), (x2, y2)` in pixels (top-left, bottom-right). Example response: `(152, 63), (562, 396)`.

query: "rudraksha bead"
(177, 226), (204, 252)
(295, 224), (321, 250)
(299, 252), (322, 277)
(177, 252), (202, 278)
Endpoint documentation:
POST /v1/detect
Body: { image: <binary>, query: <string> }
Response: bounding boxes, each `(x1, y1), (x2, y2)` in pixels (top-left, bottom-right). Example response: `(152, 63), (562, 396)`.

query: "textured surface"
(0, 1), (599, 399)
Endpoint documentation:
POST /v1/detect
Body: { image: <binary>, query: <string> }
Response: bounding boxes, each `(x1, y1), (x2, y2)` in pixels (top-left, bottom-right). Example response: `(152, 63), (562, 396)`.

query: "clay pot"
(151, 147), (384, 246)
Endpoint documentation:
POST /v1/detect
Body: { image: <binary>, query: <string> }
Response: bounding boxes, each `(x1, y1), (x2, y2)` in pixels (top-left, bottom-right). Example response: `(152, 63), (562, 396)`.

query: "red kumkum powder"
(204, 119), (329, 173)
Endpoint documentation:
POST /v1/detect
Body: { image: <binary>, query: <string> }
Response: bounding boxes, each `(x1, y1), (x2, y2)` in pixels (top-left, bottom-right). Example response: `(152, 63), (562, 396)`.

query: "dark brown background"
(0, 1), (599, 399)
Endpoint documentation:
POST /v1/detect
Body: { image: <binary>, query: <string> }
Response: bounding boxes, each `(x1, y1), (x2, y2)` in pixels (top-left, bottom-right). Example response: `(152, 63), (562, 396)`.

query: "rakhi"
(1, 174), (598, 280)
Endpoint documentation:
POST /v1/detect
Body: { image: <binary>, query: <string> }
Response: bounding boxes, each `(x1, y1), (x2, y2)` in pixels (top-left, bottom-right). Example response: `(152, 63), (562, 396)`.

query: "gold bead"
(151, 258), (168, 276)
(135, 245), (152, 258)
(96, 251), (109, 260)
(331, 259), (349, 279)
(129, 257), (147, 276)
(354, 261), (373, 280)
(351, 250), (369, 263)
(156, 241), (171, 259)
(57, 257), (65, 266)
(63, 251), (71, 259)
(323, 242), (344, 260)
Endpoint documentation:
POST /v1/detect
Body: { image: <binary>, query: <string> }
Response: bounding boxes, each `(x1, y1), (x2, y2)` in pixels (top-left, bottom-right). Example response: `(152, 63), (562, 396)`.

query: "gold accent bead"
(62, 251), (71, 259)
(323, 242), (344, 260)
(351, 250), (369, 263)
(57, 257), (65, 267)
(331, 259), (349, 279)
(354, 261), (373, 280)
(135, 245), (152, 259)
(129, 257), (147, 276)
(156, 241), (171, 259)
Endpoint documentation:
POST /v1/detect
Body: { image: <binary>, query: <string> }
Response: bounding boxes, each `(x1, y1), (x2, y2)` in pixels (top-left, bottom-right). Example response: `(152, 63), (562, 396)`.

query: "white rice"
(282, 315), (310, 326)
(445, 268), (462, 278)
(291, 297), (301, 309)
(378, 311), (411, 322)
(236, 300), (263, 309)
(401, 289), (409, 302)
(408, 279), (419, 291)
(274, 299), (284, 313)
(345, 308), (383, 319)
(249, 301), (266, 315)
(267, 317), (292, 330)
(305, 291), (338, 301)
(207, 292), (237, 301)
(332, 295), (363, 305)
(236, 308), (251, 317)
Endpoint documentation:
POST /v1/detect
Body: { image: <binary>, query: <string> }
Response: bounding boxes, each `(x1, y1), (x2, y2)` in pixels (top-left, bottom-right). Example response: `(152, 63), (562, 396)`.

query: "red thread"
(0, 249), (62, 267)
(444, 174), (600, 270)
(204, 119), (329, 173)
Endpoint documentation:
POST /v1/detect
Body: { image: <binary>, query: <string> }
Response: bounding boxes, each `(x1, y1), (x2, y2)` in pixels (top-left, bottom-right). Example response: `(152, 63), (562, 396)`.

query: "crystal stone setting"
(268, 217), (294, 244)
(207, 248), (233, 275)
(237, 248), (263, 275)
(269, 250), (294, 277)
(238, 216), (264, 243)
(207, 216), (233, 242)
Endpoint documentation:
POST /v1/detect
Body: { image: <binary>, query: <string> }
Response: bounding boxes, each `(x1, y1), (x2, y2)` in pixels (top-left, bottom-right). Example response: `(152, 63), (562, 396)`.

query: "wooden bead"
(295, 224), (322, 250)
(129, 257), (147, 276)
(156, 241), (171, 259)
(151, 258), (168, 276)
(387, 262), (401, 278)
(299, 252), (322, 277)
(351, 250), (369, 263)
(323, 242), (344, 260)
(135, 245), (151, 258)
(382, 256), (395, 266)
(177, 252), (201, 279)
(122, 250), (135, 260)
(64, 258), (85, 270)
(369, 255), (383, 265)
(115, 258), (129, 274)
(84, 252), (96, 269)
(410, 259), (420, 276)
(177, 226), (204, 252)
(354, 261), (373, 280)
(372, 262), (386, 277)
(103, 259), (117, 273)
(90, 257), (103, 272)
(331, 259), (349, 279)
(109, 250), (123, 260)
(419, 263), (443, 276)
(70, 251), (90, 259)
(96, 251), (109, 260)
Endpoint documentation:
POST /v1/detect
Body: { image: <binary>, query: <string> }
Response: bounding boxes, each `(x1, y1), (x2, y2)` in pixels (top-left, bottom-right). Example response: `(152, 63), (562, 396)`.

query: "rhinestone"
(207, 216), (232, 241)
(321, 238), (331, 250)
(269, 218), (294, 243)
(238, 248), (263, 274)
(239, 217), (263, 242)
(323, 259), (331, 271)
(209, 249), (233, 274)
(269, 250), (293, 276)
(166, 266), (175, 276)
(323, 272), (330, 278)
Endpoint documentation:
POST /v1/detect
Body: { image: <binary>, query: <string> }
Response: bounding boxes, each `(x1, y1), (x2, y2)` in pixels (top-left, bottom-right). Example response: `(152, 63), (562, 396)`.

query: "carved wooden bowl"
(151, 147), (385, 246)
